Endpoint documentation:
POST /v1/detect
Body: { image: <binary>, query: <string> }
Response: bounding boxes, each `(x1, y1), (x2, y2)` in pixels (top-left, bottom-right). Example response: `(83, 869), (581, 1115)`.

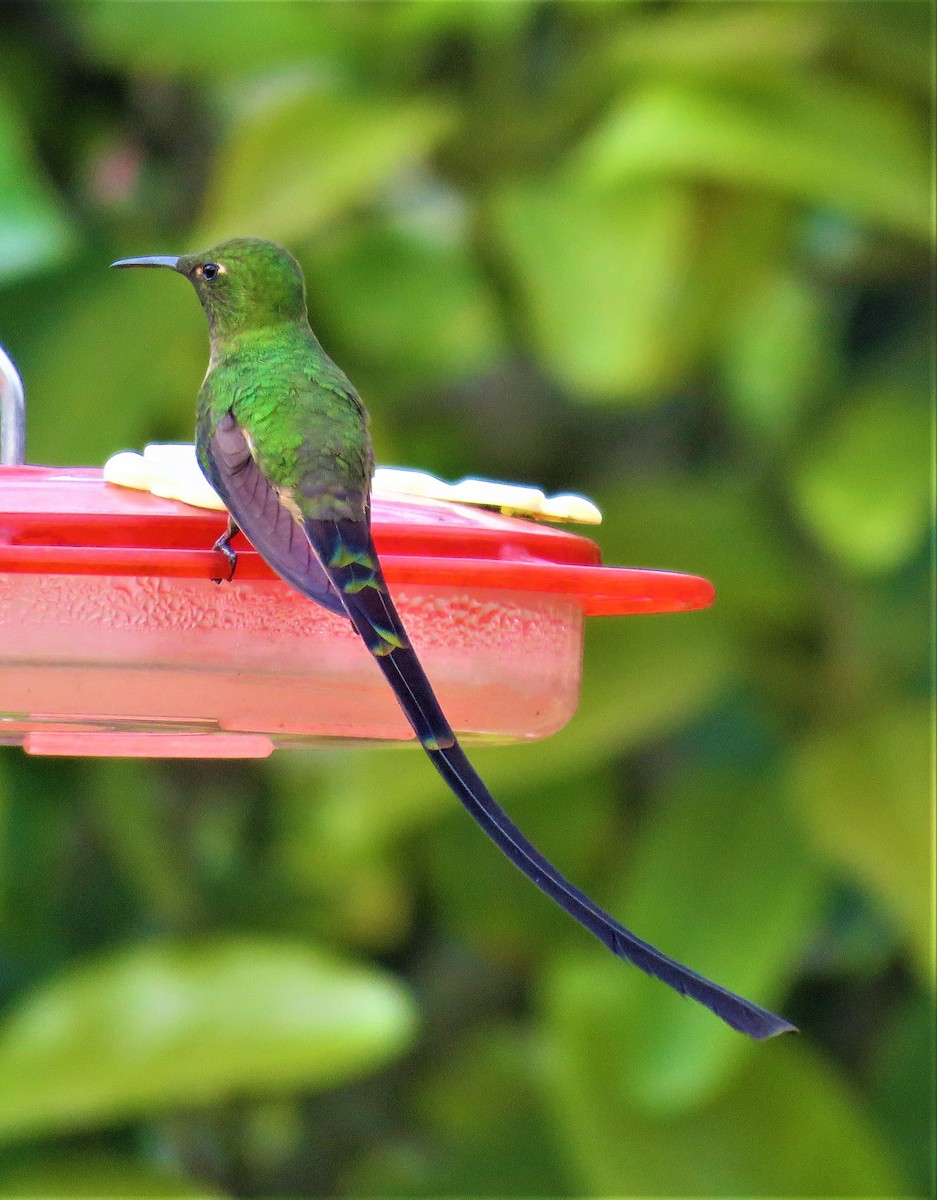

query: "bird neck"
(207, 319), (317, 370)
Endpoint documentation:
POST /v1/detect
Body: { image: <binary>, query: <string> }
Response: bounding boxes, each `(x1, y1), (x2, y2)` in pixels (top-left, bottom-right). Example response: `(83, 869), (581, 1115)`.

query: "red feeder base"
(0, 466), (714, 757)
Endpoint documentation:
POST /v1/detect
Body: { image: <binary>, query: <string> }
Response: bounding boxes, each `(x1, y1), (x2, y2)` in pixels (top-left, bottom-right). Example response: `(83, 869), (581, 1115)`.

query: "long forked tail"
(305, 517), (796, 1040)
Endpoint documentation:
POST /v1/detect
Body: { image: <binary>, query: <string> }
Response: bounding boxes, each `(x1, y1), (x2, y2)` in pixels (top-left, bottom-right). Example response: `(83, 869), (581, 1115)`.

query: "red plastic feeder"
(0, 465), (713, 758)
(0, 350), (713, 759)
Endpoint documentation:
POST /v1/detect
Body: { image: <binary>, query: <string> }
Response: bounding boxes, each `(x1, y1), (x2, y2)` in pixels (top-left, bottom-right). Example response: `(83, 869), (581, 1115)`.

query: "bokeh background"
(0, 2), (933, 1196)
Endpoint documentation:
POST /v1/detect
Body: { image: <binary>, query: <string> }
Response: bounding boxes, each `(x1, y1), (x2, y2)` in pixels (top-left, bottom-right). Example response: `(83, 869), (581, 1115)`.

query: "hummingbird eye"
(201, 262), (220, 281)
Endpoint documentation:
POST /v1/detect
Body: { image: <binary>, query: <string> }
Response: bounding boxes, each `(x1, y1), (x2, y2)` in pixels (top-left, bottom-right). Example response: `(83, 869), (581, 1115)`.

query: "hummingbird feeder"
(0, 343), (714, 759)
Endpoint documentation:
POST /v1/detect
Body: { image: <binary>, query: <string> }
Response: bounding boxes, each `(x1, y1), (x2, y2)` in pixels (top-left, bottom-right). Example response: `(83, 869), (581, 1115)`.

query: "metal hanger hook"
(0, 342), (26, 466)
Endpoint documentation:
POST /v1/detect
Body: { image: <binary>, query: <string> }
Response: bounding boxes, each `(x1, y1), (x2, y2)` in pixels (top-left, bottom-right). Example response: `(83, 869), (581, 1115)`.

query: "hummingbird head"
(112, 237), (308, 341)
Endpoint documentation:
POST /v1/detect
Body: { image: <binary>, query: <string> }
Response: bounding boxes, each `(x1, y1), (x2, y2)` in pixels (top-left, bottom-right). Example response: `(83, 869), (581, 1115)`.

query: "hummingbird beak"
(110, 255), (181, 271)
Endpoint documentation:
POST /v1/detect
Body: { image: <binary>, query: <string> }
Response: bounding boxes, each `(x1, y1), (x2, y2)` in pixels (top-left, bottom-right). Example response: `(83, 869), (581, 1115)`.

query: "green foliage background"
(0, 2), (933, 1195)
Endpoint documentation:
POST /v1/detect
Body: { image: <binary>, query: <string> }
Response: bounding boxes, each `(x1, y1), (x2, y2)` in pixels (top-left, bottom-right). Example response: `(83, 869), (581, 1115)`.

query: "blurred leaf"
(0, 1151), (221, 1198)
(0, 938), (416, 1144)
(789, 704), (933, 983)
(492, 178), (700, 398)
(722, 269), (837, 443)
(788, 383), (932, 573)
(545, 763), (820, 1114)
(89, 759), (200, 929)
(22, 266), (203, 465)
(306, 217), (504, 393)
(543, 1015), (905, 1194)
(272, 760), (416, 951)
(0, 83), (72, 284)
(343, 1024), (573, 1197)
(837, 1), (934, 101)
(387, 0), (537, 43)
(867, 988), (937, 1193)
(854, 561), (932, 696)
(611, 5), (830, 81)
(598, 474), (812, 627)
(195, 83), (453, 246)
(0, 756), (78, 974)
(73, 0), (346, 78)
(805, 882), (906, 980)
(579, 76), (930, 238)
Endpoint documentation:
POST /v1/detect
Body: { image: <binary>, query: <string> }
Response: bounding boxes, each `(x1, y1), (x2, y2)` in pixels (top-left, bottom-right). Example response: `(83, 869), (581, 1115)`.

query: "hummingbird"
(113, 237), (795, 1040)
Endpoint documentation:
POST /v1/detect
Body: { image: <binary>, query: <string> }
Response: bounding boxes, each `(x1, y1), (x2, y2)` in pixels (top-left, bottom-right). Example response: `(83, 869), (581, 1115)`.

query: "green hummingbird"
(113, 237), (794, 1040)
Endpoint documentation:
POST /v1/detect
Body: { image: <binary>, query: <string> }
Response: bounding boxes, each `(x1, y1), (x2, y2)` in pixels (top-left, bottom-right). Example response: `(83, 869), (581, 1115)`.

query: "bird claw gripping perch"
(211, 517), (240, 583)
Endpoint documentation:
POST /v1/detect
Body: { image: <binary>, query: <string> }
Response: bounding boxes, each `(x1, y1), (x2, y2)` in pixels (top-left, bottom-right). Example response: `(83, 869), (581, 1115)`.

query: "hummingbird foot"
(211, 517), (240, 583)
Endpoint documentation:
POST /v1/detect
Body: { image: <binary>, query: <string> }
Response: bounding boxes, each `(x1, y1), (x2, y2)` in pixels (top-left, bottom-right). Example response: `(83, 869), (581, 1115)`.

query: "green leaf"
(837, 1), (934, 101)
(542, 1012), (906, 1194)
(342, 1025), (574, 1197)
(722, 269), (837, 443)
(788, 383), (932, 573)
(22, 266), (204, 465)
(271, 759), (416, 951)
(597, 474), (812, 628)
(386, 0), (537, 43)
(0, 83), (72, 284)
(306, 218), (504, 393)
(492, 178), (700, 398)
(88, 759), (200, 929)
(867, 988), (937, 1192)
(0, 938), (417, 1144)
(195, 84), (453, 247)
(72, 0), (347, 78)
(578, 76), (930, 239)
(610, 4), (830, 81)
(789, 705), (933, 983)
(0, 1151), (221, 1198)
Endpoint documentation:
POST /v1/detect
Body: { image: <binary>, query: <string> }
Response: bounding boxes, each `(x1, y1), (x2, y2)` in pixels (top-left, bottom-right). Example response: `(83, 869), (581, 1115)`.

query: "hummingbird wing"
(303, 514), (796, 1041)
(203, 412), (347, 616)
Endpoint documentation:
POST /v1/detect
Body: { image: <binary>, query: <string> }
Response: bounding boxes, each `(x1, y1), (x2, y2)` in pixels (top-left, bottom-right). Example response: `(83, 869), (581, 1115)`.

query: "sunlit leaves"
(73, 0), (344, 79)
(195, 84), (453, 247)
(788, 384), (932, 573)
(579, 76), (930, 238)
(542, 1013), (905, 1194)
(789, 706), (933, 983)
(0, 1151), (220, 1199)
(305, 215), (505, 395)
(0, 84), (72, 283)
(23, 268), (204, 465)
(493, 179), (699, 399)
(0, 939), (416, 1143)
(609, 4), (829, 82)
(722, 269), (836, 444)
